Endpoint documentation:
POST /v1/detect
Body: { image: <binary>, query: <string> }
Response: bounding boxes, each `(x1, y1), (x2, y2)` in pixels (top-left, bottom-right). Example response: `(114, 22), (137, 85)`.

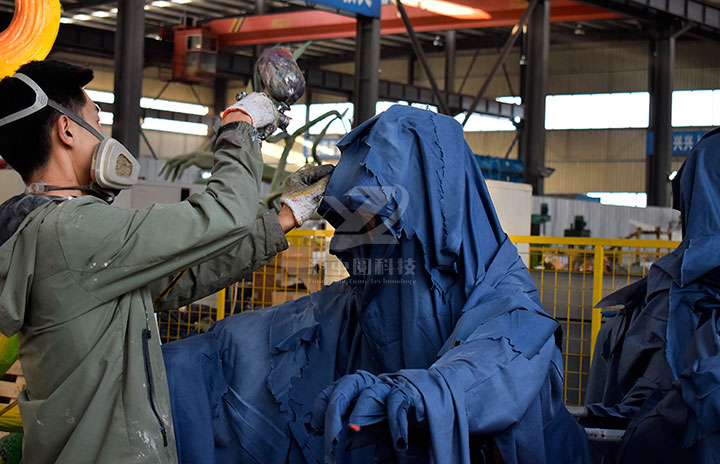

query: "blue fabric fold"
(163, 106), (589, 463)
(585, 127), (720, 463)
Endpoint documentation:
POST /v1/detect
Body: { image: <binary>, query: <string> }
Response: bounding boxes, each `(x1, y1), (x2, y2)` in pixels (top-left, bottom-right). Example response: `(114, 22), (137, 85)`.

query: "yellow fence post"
(590, 245), (605, 364)
(216, 288), (226, 321)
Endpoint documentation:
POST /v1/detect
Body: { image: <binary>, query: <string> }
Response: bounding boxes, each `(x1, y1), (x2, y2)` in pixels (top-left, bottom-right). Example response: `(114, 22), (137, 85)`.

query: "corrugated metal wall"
(532, 196), (680, 239)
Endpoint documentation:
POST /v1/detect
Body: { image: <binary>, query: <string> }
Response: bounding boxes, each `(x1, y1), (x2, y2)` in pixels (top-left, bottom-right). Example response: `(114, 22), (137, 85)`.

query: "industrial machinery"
(171, 27), (219, 83)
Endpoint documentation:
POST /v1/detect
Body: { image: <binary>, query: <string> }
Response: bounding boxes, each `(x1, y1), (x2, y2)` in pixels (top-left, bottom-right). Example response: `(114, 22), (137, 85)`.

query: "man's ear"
(56, 115), (75, 147)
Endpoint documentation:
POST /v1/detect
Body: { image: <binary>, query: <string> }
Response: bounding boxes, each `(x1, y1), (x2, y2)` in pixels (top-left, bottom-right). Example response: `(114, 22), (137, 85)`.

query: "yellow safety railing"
(508, 235), (679, 405)
(158, 232), (680, 406)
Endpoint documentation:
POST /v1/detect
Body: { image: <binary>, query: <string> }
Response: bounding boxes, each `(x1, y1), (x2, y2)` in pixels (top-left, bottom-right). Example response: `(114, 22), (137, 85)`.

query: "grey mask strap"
(0, 73), (48, 126)
(0, 73), (105, 142)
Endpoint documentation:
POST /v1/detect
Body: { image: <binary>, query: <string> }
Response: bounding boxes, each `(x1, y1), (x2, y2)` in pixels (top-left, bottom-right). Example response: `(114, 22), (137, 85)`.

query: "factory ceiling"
(0, 0), (659, 69)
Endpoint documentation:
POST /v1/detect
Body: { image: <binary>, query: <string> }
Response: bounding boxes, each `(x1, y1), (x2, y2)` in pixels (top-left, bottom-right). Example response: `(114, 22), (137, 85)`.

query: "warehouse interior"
(0, 0), (719, 462)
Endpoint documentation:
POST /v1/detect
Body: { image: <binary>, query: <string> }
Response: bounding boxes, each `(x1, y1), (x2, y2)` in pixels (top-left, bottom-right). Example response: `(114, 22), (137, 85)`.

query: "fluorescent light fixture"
(151, 1), (172, 7)
(172, 0), (192, 4)
(142, 118), (208, 136)
(88, 90), (208, 116)
(400, 0), (490, 20)
(143, 5), (150, 10)
(110, 7), (118, 13)
(91, 10), (111, 17)
(140, 98), (208, 116)
(59, 17), (73, 24)
(73, 14), (92, 20)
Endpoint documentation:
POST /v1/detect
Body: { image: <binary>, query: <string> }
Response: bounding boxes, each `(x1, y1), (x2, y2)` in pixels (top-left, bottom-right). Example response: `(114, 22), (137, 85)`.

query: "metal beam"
(395, 0), (449, 114)
(62, 0), (117, 12)
(52, 23), (523, 122)
(462, 0), (538, 125)
(97, 102), (215, 125)
(206, 3), (619, 47)
(302, 68), (524, 120)
(112, 0), (145, 157)
(647, 29), (674, 206)
(579, 0), (720, 38)
(353, 15), (381, 127)
(522, 0), (550, 195)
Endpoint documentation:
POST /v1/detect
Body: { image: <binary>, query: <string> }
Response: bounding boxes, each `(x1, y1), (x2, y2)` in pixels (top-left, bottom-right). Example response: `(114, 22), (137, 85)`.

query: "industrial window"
(585, 192), (648, 208)
(496, 90), (720, 131)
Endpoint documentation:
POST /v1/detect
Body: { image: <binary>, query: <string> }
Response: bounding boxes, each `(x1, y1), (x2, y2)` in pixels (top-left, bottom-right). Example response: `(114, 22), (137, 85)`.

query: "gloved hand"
(280, 164), (335, 226)
(309, 370), (425, 463)
(222, 92), (279, 140)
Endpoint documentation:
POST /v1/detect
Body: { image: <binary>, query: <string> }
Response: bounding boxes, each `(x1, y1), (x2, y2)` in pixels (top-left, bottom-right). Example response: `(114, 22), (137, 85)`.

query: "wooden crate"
(0, 361), (24, 439)
(0, 362), (24, 403)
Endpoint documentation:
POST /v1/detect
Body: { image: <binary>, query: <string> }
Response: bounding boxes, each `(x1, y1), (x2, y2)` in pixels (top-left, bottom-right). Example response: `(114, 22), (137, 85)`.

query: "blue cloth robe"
(162, 106), (590, 463)
(586, 127), (720, 462)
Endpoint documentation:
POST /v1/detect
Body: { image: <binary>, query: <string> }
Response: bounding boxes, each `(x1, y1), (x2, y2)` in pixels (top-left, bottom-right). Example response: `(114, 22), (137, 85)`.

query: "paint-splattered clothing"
(0, 123), (288, 463)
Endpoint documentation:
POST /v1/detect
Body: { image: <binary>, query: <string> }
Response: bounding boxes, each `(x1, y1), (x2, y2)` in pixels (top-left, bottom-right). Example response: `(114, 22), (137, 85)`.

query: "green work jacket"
(0, 123), (289, 463)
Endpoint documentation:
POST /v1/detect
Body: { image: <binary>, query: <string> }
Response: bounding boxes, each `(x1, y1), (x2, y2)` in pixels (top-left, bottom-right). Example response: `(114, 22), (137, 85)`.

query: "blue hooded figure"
(586, 128), (720, 462)
(162, 106), (590, 463)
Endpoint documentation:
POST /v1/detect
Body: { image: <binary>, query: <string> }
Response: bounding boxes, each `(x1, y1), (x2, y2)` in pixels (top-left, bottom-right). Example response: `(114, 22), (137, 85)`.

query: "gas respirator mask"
(0, 73), (140, 202)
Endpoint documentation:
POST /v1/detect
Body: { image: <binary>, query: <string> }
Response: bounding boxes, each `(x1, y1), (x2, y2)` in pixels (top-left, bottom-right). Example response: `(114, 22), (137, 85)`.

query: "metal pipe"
(395, 0), (450, 115)
(585, 428), (625, 443)
(462, 0), (539, 126)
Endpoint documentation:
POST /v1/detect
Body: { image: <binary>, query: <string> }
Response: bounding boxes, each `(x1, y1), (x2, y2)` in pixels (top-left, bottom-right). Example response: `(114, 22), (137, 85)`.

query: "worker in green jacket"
(0, 60), (332, 463)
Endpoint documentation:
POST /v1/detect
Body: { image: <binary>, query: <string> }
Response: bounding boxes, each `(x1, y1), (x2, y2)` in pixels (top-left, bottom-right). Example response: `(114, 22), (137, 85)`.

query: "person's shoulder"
(52, 195), (128, 233)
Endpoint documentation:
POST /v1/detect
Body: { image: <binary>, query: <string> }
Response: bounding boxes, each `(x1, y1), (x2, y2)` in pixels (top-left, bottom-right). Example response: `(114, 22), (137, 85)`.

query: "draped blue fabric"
(163, 106), (590, 463)
(586, 128), (720, 462)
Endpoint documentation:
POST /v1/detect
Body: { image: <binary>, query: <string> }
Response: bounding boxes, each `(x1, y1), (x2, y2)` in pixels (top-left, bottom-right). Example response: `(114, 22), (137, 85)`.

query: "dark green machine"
(564, 215), (591, 238)
(529, 203), (551, 269)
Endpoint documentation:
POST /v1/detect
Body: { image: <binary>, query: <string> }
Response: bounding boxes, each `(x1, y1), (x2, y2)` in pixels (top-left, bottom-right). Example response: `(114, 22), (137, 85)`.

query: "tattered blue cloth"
(586, 127), (720, 462)
(162, 106), (590, 463)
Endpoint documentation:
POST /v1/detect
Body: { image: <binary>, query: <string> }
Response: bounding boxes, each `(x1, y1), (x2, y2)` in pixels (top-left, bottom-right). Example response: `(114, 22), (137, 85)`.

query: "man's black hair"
(0, 60), (94, 182)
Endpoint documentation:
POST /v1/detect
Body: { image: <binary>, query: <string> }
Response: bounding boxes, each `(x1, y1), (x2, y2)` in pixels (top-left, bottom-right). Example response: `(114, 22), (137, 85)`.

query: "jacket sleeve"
(150, 210), (289, 311)
(56, 123), (267, 303)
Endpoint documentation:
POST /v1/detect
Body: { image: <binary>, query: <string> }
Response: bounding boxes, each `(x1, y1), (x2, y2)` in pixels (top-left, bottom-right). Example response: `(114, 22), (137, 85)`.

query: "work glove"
(309, 370), (426, 463)
(222, 92), (279, 140)
(280, 164), (335, 226)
